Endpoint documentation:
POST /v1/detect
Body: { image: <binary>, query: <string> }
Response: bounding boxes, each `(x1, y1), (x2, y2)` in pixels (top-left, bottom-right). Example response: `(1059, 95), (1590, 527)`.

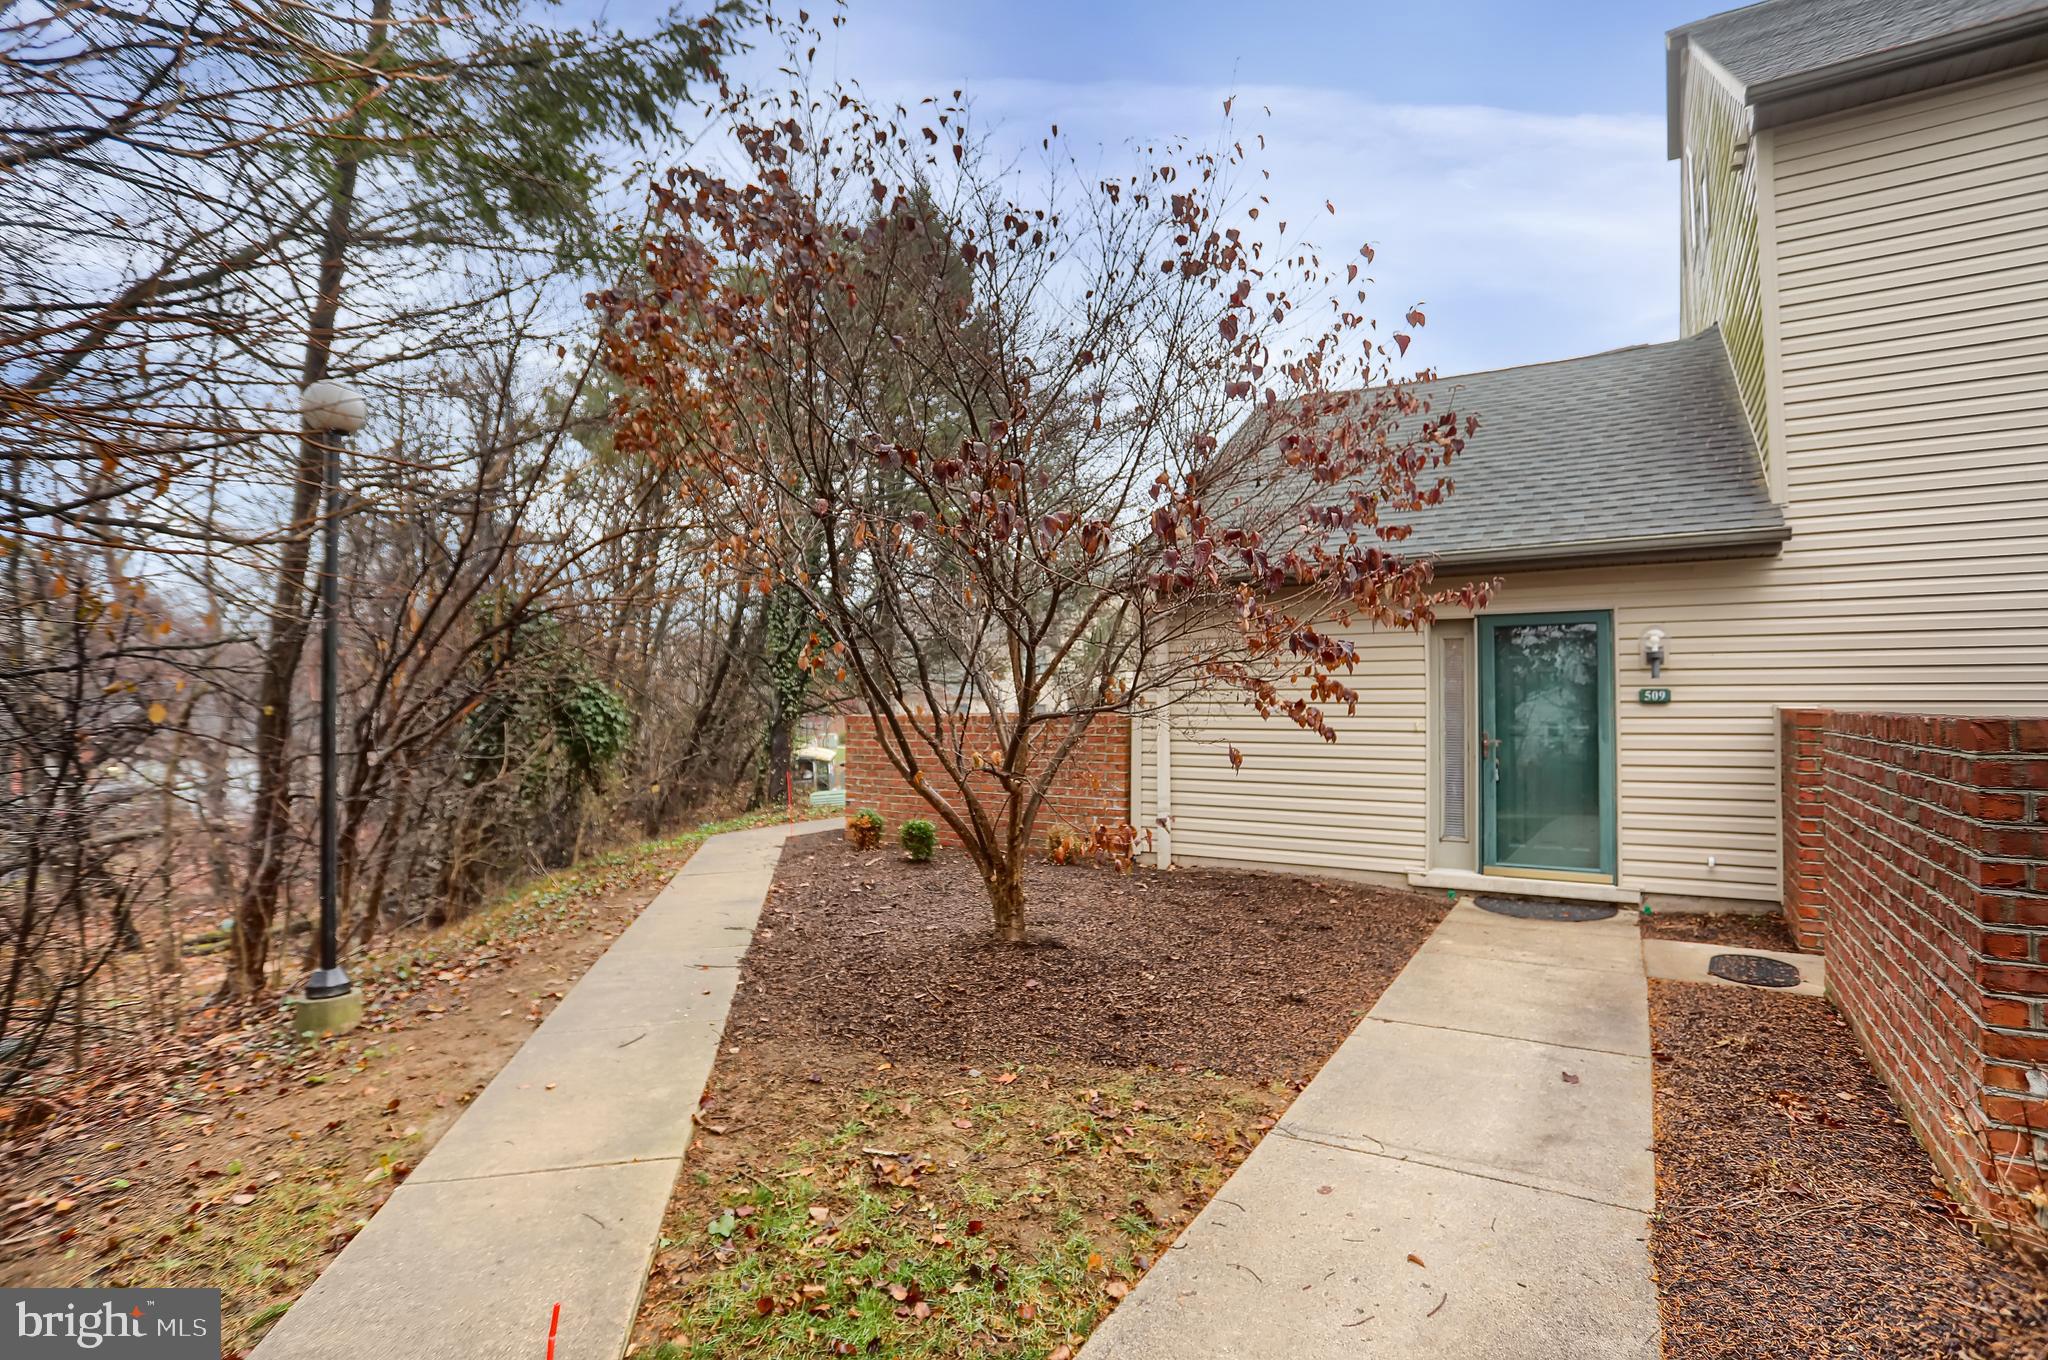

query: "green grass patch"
(630, 1067), (1289, 1360)
(635, 1169), (1117, 1359)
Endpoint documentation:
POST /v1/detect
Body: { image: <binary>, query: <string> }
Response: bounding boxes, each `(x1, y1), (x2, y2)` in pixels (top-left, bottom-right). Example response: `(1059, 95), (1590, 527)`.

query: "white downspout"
(1152, 703), (1173, 868)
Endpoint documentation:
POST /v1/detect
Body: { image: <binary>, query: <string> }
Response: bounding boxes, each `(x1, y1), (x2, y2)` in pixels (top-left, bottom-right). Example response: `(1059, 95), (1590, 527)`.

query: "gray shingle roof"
(1333, 329), (1787, 570)
(1676, 0), (2048, 91)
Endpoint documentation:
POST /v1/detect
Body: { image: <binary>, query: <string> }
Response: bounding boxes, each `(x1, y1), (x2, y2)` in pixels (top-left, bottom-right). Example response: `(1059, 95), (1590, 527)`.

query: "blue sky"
(632, 0), (1720, 377)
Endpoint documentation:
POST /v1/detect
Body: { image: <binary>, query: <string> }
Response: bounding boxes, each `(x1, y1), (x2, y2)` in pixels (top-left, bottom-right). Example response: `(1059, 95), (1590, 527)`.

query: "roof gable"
(1242, 330), (1789, 573)
(1382, 329), (1786, 569)
(1667, 0), (2048, 156)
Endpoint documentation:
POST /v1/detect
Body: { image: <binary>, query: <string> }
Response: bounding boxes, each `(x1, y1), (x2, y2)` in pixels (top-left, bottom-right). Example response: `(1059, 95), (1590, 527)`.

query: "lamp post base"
(304, 966), (352, 999)
(289, 988), (364, 1039)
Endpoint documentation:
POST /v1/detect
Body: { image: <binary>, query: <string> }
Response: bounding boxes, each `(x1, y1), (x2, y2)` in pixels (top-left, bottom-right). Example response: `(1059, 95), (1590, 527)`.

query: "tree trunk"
(200, 695), (234, 906)
(766, 711), (794, 807)
(231, 448), (323, 993)
(988, 855), (1027, 944)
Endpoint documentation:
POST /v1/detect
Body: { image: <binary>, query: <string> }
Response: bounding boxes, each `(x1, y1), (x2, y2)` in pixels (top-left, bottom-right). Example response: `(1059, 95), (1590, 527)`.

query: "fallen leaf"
(1561, 1071), (1580, 1085)
(1104, 1280), (1130, 1299)
(1316, 1185), (1334, 1195)
(1407, 1253), (1427, 1268)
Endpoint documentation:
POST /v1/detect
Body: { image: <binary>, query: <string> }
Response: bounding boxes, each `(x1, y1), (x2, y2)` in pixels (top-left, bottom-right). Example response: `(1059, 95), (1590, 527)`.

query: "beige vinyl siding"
(1136, 566), (1807, 902)
(1139, 552), (2046, 903)
(1135, 63), (2048, 904)
(1679, 49), (1771, 466)
(1156, 629), (1429, 878)
(1770, 60), (2048, 721)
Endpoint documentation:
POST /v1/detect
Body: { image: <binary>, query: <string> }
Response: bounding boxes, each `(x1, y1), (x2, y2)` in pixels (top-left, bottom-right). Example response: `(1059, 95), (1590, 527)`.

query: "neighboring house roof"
(1277, 328), (1788, 572)
(1667, 0), (2048, 155)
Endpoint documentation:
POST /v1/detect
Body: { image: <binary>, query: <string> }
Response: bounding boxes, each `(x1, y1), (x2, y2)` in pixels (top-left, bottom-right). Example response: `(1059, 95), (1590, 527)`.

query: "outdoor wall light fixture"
(1640, 627), (1669, 679)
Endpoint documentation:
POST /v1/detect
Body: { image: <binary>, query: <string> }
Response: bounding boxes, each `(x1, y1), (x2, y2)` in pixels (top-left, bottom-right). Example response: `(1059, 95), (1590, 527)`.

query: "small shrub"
(1045, 825), (1087, 865)
(847, 808), (883, 850)
(900, 818), (937, 863)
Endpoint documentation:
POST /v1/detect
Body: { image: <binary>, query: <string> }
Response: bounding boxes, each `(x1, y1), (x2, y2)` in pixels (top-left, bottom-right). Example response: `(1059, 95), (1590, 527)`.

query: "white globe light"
(299, 379), (369, 434)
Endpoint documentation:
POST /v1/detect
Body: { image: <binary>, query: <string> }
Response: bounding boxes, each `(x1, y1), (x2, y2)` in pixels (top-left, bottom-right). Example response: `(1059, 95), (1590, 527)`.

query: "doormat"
(1473, 896), (1617, 922)
(1706, 953), (1803, 988)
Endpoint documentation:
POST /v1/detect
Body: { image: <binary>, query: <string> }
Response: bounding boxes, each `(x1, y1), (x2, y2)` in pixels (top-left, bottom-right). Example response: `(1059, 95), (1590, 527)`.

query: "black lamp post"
(298, 379), (367, 1002)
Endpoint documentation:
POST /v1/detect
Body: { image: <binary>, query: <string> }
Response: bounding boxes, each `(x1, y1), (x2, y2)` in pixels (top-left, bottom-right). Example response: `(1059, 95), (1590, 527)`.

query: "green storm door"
(1478, 612), (1616, 878)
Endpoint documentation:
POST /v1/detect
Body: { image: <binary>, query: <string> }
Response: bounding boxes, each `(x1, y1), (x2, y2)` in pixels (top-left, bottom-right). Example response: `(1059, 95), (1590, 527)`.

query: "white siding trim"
(1152, 703), (1173, 868)
(1754, 127), (1790, 502)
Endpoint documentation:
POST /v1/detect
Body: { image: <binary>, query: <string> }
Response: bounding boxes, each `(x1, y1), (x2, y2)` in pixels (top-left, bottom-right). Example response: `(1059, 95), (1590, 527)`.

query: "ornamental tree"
(596, 25), (1488, 942)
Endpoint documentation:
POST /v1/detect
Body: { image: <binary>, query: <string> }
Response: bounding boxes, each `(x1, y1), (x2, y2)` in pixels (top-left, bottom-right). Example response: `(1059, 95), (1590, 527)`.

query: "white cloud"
(940, 78), (1678, 376)
(761, 40), (1679, 378)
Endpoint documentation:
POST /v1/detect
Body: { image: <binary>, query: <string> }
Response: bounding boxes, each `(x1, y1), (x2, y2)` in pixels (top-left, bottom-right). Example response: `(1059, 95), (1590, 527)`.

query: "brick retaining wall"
(1781, 708), (2048, 1236)
(844, 714), (1132, 849)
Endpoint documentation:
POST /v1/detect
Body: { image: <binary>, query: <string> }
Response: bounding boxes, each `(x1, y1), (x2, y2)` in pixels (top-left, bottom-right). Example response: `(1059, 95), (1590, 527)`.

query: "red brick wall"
(844, 714), (1132, 849)
(1781, 708), (2048, 1238)
(1780, 708), (1830, 951)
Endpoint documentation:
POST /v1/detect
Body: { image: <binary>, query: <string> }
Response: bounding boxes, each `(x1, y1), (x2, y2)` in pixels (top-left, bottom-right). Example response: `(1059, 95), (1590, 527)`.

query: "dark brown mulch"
(726, 831), (1448, 1081)
(1650, 980), (2048, 1359)
(1641, 908), (1803, 954)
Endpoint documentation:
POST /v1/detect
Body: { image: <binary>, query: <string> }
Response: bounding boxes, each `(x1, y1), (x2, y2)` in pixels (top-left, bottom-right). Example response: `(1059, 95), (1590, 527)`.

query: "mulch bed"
(1641, 908), (1803, 954)
(730, 832), (1449, 1080)
(1649, 980), (2048, 1358)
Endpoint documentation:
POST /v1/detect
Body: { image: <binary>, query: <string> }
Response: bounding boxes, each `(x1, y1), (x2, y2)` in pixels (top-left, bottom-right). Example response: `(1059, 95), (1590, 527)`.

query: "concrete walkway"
(254, 820), (829, 1360)
(1083, 900), (1660, 1359)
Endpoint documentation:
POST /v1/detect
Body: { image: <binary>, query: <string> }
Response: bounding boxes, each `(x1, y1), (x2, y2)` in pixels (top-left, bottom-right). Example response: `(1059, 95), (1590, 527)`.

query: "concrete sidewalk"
(1082, 901), (1659, 1359)
(254, 819), (832, 1360)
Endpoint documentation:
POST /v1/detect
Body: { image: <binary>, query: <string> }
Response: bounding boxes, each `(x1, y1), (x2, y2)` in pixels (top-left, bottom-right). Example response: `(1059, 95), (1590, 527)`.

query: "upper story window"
(1694, 163), (1712, 254)
(1681, 148), (1706, 263)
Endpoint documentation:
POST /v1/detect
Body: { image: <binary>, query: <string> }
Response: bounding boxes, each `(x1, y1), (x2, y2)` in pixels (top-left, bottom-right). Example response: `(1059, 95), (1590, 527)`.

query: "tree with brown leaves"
(596, 24), (1490, 943)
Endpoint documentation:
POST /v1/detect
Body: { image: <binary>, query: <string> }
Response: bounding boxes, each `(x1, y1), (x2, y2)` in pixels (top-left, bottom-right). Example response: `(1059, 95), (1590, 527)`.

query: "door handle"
(1480, 732), (1500, 781)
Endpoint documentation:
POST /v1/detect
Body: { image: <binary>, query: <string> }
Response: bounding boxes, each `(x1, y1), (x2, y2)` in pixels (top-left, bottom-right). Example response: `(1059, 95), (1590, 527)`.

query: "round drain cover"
(1707, 953), (1803, 988)
(1474, 896), (1617, 923)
